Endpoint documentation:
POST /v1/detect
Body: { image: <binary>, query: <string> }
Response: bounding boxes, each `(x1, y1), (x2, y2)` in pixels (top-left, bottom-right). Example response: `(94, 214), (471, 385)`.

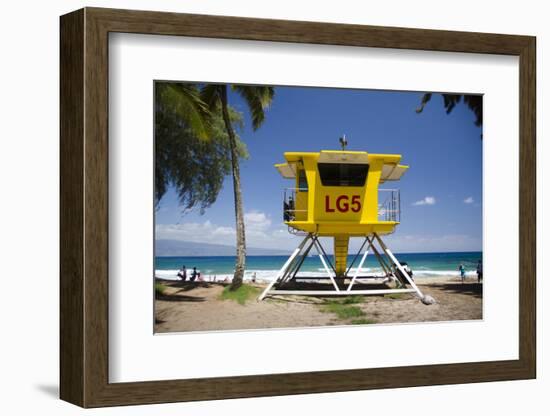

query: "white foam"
(154, 269), (182, 281)
(413, 270), (477, 277)
(154, 267), (474, 283)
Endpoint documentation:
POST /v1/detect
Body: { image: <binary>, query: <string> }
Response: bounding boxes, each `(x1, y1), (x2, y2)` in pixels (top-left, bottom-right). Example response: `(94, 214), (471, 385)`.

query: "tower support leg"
(289, 238), (316, 281)
(257, 234), (312, 301)
(346, 237), (371, 291)
(371, 243), (393, 278)
(277, 237), (316, 288)
(373, 233), (436, 304)
(258, 234), (432, 304)
(313, 237), (340, 292)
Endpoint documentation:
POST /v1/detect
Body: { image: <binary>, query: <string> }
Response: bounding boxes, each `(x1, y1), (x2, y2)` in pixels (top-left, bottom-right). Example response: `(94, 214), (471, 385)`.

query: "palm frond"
(156, 83), (212, 140)
(442, 94), (462, 115)
(415, 93), (432, 114)
(416, 92), (483, 128)
(200, 84), (223, 110)
(463, 95), (483, 127)
(155, 92), (247, 211)
(232, 85), (275, 130)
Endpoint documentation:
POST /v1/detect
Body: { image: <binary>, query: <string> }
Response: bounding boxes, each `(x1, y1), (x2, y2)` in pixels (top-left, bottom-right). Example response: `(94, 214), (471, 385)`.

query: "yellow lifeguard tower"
(258, 137), (435, 304)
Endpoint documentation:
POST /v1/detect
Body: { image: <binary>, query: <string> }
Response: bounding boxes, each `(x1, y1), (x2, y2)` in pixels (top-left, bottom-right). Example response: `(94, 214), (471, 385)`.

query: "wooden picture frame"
(60, 7), (536, 408)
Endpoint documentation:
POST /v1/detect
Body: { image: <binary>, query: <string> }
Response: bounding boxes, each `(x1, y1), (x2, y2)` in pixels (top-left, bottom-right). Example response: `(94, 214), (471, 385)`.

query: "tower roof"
(275, 150), (408, 182)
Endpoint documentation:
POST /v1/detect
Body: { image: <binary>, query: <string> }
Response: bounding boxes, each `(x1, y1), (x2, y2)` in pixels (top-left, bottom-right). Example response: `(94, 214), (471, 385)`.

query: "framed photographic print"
(60, 7), (536, 408)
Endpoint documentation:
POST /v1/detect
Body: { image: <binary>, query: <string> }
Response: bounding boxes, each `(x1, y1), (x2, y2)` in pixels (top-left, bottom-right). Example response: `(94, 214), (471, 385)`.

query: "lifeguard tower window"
(298, 170), (308, 191)
(318, 163), (369, 187)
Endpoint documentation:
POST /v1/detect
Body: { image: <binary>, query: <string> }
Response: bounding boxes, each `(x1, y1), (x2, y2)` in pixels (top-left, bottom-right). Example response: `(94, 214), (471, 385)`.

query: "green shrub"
(321, 302), (365, 319)
(155, 282), (167, 296)
(342, 295), (364, 304)
(220, 284), (260, 305)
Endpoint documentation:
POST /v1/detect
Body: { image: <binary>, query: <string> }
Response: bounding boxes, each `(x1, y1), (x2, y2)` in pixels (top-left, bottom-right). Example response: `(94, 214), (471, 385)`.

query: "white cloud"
(463, 196), (474, 204)
(244, 210), (272, 232)
(156, 210), (297, 250)
(155, 221), (235, 242)
(412, 196), (436, 206)
(157, 219), (481, 254)
(212, 226), (235, 236)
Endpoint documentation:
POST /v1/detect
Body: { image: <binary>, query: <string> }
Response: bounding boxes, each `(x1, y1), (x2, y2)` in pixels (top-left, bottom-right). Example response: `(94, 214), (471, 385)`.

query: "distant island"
(155, 239), (292, 257)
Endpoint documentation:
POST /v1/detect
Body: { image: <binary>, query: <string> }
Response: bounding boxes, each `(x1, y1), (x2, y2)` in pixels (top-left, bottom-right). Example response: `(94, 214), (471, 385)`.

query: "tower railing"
(282, 187), (401, 223)
(378, 189), (401, 222)
(283, 187), (308, 222)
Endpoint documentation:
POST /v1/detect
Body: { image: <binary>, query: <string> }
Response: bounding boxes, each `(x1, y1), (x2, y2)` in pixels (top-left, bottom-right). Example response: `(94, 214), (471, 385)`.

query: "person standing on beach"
(190, 267), (198, 282)
(459, 264), (466, 283)
(177, 265), (187, 281)
(476, 260), (483, 283)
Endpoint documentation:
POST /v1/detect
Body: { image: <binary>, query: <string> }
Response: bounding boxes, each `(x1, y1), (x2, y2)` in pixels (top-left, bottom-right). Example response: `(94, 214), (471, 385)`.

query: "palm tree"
(155, 82), (247, 212)
(416, 93), (483, 128)
(201, 84), (275, 290)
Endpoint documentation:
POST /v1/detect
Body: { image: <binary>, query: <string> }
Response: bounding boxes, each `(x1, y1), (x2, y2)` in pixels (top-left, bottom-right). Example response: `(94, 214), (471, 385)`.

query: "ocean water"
(155, 251), (482, 282)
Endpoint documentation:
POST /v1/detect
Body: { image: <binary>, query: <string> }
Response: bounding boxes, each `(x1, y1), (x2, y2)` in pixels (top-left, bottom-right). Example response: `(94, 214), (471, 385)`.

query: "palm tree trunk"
(219, 86), (246, 290)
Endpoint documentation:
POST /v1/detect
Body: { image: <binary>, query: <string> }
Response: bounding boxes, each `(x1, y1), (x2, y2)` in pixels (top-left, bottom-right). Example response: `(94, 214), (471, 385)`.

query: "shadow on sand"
(157, 279), (223, 291)
(278, 280), (391, 291)
(155, 292), (206, 302)
(170, 281), (214, 292)
(267, 280), (397, 303)
(155, 280), (229, 302)
(435, 282), (483, 298)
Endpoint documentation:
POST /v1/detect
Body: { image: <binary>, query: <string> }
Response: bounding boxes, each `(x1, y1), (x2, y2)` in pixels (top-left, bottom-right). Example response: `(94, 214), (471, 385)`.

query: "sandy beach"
(154, 276), (482, 333)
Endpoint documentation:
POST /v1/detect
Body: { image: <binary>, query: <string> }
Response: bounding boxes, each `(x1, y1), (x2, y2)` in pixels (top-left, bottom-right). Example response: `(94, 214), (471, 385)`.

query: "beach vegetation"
(201, 84), (275, 291)
(220, 283), (261, 305)
(155, 282), (167, 296)
(342, 295), (364, 304)
(321, 301), (366, 320)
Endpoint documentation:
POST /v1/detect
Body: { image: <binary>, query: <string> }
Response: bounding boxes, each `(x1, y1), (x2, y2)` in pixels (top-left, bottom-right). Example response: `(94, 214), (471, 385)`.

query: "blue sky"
(156, 86), (482, 254)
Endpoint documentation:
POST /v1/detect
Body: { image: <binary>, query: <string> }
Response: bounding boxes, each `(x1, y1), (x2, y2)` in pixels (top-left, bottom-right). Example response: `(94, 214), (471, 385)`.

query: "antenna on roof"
(339, 134), (348, 151)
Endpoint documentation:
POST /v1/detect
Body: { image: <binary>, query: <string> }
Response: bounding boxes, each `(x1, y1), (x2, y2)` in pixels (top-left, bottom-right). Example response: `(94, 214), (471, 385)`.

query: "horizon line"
(156, 249), (483, 257)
